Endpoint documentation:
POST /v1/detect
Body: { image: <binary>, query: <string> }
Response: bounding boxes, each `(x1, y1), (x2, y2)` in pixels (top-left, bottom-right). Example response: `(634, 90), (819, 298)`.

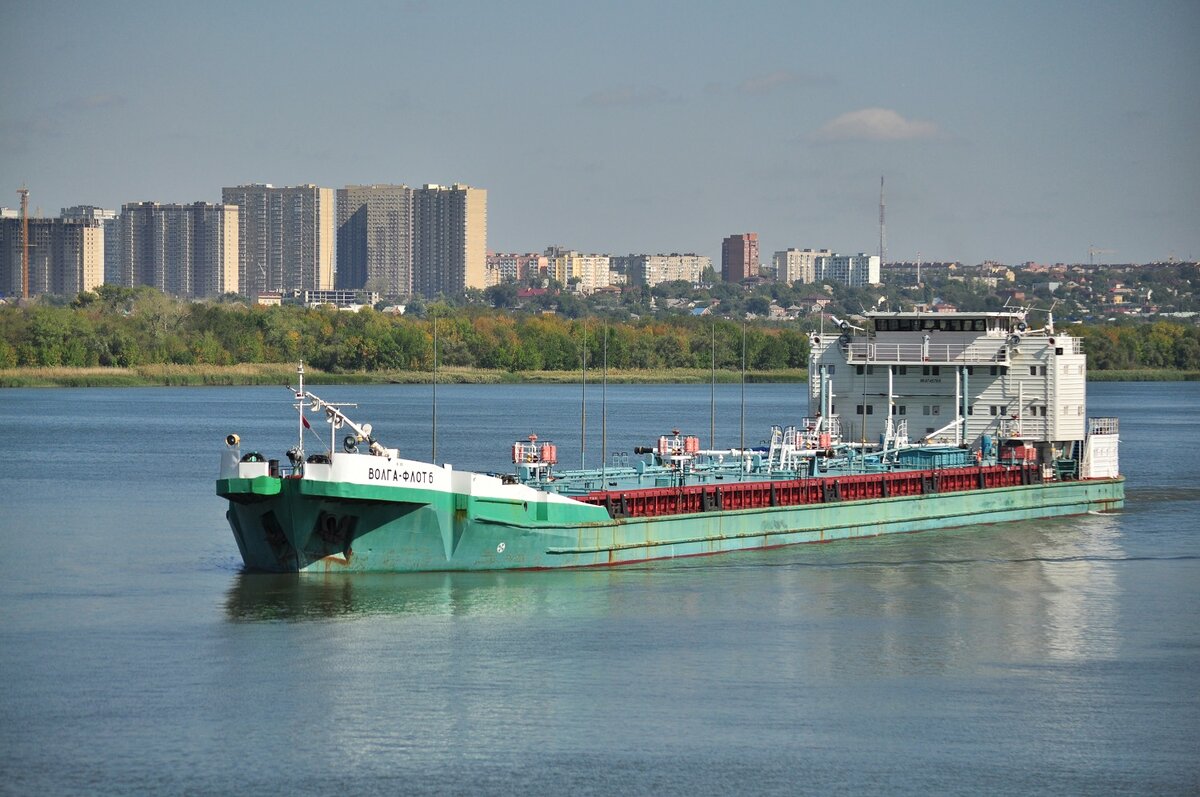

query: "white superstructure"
(808, 309), (1107, 470)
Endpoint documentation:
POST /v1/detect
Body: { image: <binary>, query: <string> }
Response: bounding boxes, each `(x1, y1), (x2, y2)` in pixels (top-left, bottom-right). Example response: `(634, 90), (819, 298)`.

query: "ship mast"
(432, 314), (438, 462)
(296, 362), (306, 459)
(580, 322), (587, 469)
(710, 323), (716, 449)
(602, 319), (608, 479)
(740, 322), (746, 460)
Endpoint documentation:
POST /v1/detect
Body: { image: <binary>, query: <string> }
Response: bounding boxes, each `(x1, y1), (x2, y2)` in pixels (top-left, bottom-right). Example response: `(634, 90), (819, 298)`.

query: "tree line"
(0, 287), (809, 372)
(2, 286), (1198, 372)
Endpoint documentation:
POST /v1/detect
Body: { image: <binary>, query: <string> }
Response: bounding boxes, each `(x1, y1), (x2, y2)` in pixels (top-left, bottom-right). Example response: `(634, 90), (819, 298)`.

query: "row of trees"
(1073, 322), (1200, 370)
(2, 286), (1199, 372)
(0, 287), (809, 372)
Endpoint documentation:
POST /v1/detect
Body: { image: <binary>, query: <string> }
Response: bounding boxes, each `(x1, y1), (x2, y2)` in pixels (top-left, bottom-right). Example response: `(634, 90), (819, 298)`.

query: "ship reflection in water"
(224, 568), (634, 622)
(223, 514), (1124, 669)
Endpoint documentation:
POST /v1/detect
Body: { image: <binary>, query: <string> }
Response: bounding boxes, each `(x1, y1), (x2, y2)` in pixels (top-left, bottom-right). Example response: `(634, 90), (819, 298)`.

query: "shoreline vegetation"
(4, 288), (1200, 387)
(1, 364), (1196, 389)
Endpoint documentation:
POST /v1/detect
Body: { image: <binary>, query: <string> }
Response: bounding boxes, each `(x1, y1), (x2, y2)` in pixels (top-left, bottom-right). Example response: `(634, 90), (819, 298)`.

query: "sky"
(2, 0), (1198, 266)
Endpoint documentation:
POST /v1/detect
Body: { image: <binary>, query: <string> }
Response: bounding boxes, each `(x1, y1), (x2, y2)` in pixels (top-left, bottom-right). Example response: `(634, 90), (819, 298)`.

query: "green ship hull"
(219, 473), (1125, 573)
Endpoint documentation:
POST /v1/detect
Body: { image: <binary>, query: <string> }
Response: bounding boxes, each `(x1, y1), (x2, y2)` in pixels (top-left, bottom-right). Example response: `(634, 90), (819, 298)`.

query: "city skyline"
(2, 2), (1197, 267)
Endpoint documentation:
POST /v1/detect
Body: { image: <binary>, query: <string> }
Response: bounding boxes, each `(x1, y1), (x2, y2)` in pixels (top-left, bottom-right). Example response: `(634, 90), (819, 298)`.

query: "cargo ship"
(217, 309), (1123, 572)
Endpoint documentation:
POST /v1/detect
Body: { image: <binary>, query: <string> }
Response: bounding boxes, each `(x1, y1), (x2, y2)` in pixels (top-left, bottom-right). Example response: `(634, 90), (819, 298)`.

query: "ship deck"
(552, 463), (1046, 519)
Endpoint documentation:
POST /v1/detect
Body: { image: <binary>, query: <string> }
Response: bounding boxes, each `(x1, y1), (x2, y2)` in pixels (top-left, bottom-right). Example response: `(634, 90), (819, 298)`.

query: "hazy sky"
(3, 1), (1197, 266)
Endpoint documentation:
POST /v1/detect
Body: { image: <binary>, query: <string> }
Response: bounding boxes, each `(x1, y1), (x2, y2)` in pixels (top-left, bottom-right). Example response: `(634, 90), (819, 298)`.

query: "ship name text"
(367, 467), (436, 485)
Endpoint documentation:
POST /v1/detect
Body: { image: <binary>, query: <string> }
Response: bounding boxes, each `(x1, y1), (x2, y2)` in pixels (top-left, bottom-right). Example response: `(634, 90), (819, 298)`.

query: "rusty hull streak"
(320, 549), (354, 571)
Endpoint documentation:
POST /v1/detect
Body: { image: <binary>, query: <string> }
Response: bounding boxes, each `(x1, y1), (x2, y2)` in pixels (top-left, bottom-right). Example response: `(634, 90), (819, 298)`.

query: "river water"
(1, 381), (1197, 795)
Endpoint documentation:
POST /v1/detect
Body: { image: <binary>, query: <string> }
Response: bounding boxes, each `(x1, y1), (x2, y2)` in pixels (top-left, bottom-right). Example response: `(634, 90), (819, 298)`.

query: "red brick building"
(721, 232), (759, 282)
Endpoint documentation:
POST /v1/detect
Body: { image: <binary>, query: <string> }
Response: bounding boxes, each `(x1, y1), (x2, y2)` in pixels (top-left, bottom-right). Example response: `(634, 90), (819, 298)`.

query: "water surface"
(1, 382), (1197, 795)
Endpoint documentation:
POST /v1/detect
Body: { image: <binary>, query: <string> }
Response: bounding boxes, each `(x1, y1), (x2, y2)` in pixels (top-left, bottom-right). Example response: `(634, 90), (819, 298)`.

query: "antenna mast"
(18, 186), (30, 299)
(878, 175), (886, 269)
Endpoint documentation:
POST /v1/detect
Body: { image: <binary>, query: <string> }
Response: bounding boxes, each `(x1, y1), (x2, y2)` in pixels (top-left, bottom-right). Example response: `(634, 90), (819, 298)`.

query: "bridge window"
(897, 365), (907, 375)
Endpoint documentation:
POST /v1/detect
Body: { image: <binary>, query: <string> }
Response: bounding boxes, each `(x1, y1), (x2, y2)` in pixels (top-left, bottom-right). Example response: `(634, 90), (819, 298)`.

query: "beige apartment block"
(62, 206), (120, 285)
(413, 184), (487, 298)
(336, 184), (413, 297)
(119, 202), (239, 298)
(0, 217), (104, 297)
(773, 248), (832, 284)
(815, 253), (881, 286)
(487, 252), (549, 282)
(549, 250), (611, 294)
(222, 184), (333, 297)
(627, 254), (712, 287)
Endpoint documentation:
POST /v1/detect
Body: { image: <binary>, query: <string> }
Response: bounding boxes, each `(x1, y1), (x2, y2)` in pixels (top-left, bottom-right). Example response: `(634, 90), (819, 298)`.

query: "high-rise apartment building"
(0, 217), (103, 297)
(813, 253), (881, 286)
(412, 184), (487, 298)
(336, 184), (414, 297)
(773, 248), (832, 284)
(61, 206), (120, 285)
(548, 250), (611, 294)
(621, 253), (712, 287)
(118, 202), (239, 298)
(487, 252), (548, 282)
(221, 184), (333, 298)
(721, 233), (759, 282)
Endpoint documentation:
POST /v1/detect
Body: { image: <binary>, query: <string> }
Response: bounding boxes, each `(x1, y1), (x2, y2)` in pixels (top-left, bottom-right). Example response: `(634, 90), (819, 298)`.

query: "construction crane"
(1088, 245), (1115, 266)
(17, 186), (30, 299)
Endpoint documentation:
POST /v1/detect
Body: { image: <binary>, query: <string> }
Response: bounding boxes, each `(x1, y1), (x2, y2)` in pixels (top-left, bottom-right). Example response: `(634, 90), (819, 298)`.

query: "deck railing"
(998, 417), (1048, 440)
(845, 342), (1008, 364)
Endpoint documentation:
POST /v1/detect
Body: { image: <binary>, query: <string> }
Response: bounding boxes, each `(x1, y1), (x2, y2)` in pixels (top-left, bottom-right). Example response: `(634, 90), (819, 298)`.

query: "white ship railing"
(1088, 417), (1118, 435)
(845, 341), (1008, 364)
(998, 417), (1048, 440)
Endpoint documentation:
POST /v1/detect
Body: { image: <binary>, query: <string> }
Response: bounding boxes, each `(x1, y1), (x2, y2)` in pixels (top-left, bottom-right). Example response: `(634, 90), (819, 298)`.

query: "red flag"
(302, 415), (311, 429)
